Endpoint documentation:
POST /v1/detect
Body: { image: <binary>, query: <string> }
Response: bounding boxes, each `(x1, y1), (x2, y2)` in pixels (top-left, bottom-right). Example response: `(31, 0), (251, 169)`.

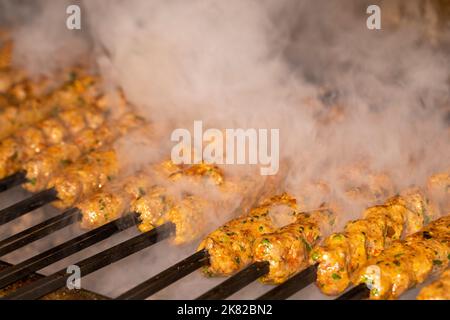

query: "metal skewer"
(335, 284), (370, 300)
(0, 171), (27, 193)
(117, 249), (210, 300)
(0, 213), (139, 288)
(256, 264), (317, 300)
(0, 208), (81, 257)
(0, 188), (57, 226)
(4, 222), (175, 300)
(196, 261), (270, 300)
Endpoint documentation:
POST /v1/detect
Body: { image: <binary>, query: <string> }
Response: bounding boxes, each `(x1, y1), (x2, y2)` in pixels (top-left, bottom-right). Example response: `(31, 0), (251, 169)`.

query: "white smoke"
(0, 0), (449, 298)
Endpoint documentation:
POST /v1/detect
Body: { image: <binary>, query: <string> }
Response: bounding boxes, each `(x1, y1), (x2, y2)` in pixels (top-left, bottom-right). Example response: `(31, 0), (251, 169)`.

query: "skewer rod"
(0, 208), (81, 257)
(196, 261), (270, 300)
(4, 222), (175, 300)
(256, 264), (317, 300)
(0, 188), (58, 226)
(0, 214), (139, 289)
(117, 249), (210, 300)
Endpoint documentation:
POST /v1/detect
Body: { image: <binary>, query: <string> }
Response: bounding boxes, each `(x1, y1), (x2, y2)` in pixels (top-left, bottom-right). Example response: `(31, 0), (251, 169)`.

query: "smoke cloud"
(0, 0), (449, 298)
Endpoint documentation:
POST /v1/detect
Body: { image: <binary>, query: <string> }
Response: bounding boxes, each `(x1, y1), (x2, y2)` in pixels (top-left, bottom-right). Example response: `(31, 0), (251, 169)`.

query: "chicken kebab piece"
(253, 207), (335, 284)
(0, 75), (53, 110)
(0, 39), (53, 107)
(0, 72), (102, 139)
(202, 171), (395, 285)
(77, 160), (181, 229)
(131, 163), (269, 245)
(22, 113), (144, 193)
(416, 268), (450, 300)
(310, 188), (439, 295)
(0, 100), (107, 178)
(352, 214), (450, 299)
(197, 192), (336, 278)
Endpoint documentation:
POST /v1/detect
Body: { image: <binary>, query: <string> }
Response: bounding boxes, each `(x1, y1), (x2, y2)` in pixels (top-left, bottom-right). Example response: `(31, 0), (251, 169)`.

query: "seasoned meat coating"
(0, 74), (102, 140)
(197, 193), (297, 277)
(78, 190), (129, 229)
(131, 185), (173, 233)
(22, 113), (144, 192)
(47, 150), (119, 208)
(166, 196), (211, 245)
(352, 214), (450, 300)
(0, 69), (26, 94)
(253, 208), (335, 284)
(310, 188), (437, 295)
(0, 76), (49, 108)
(78, 163), (175, 229)
(0, 105), (105, 179)
(417, 268), (450, 300)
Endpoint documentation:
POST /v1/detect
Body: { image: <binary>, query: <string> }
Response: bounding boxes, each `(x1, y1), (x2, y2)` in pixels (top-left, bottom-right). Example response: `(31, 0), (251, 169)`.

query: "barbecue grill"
(0, 0), (449, 301)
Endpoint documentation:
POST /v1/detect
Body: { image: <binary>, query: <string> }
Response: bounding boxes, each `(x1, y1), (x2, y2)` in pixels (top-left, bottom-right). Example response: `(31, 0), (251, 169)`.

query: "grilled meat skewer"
(0, 103), (106, 179)
(77, 160), (180, 229)
(46, 149), (120, 209)
(253, 208), (335, 284)
(310, 188), (438, 295)
(352, 214), (450, 300)
(416, 268), (450, 300)
(0, 73), (101, 140)
(22, 113), (143, 193)
(198, 194), (296, 277)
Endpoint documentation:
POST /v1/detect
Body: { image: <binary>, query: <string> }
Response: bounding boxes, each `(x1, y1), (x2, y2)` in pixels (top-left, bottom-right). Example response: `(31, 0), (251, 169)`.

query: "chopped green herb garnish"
(202, 266), (213, 277)
(331, 273), (341, 280)
(60, 159), (71, 166)
(261, 239), (271, 246)
(433, 259), (442, 266)
(29, 178), (37, 186)
(311, 251), (320, 261)
(333, 234), (343, 240)
(99, 199), (106, 211)
(258, 225), (264, 232)
(234, 256), (241, 265)
(301, 238), (312, 252)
